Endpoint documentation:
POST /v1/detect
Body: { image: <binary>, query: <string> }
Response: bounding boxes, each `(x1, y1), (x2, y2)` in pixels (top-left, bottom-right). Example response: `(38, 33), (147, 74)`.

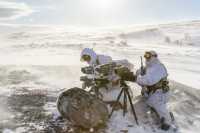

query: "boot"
(160, 117), (170, 131)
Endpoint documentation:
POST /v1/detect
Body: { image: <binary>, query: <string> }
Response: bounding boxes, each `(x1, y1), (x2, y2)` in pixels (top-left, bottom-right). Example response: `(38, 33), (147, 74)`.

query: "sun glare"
(87, 0), (117, 10)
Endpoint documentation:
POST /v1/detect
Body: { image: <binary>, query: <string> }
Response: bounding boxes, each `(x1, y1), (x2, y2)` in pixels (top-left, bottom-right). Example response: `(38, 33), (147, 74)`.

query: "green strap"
(96, 56), (100, 65)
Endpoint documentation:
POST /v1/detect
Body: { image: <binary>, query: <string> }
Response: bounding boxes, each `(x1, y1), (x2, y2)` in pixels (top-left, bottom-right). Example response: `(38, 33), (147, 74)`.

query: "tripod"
(109, 80), (139, 125)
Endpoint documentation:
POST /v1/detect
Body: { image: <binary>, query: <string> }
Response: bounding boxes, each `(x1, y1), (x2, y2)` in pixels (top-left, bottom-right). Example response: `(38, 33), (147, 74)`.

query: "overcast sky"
(0, 0), (200, 27)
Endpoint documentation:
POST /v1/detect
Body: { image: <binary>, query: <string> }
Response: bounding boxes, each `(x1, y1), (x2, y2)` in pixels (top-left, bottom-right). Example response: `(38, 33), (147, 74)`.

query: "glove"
(141, 87), (148, 98)
(140, 67), (146, 76)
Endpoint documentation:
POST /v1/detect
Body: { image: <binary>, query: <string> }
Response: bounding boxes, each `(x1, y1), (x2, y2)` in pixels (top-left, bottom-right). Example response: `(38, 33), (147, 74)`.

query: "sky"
(0, 0), (200, 27)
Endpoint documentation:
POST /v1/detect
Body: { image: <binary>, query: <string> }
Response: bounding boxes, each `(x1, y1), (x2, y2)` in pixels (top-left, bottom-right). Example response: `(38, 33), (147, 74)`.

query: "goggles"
(144, 52), (152, 60)
(81, 54), (91, 62)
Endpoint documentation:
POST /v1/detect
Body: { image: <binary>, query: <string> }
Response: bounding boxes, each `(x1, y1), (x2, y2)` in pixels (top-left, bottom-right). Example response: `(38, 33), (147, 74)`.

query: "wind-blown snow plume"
(0, 1), (34, 20)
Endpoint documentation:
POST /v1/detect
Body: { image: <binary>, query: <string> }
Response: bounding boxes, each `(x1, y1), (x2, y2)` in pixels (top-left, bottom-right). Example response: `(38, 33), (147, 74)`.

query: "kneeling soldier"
(136, 50), (171, 131)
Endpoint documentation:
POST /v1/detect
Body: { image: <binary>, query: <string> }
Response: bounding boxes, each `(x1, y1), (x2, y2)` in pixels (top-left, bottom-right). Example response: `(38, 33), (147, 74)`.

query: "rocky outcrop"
(57, 87), (109, 129)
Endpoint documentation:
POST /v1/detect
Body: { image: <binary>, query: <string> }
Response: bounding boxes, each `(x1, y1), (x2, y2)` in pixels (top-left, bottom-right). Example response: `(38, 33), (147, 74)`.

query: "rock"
(57, 87), (109, 129)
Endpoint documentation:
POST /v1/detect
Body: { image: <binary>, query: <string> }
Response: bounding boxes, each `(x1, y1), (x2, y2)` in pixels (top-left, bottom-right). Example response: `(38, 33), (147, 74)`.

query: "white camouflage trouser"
(146, 89), (171, 124)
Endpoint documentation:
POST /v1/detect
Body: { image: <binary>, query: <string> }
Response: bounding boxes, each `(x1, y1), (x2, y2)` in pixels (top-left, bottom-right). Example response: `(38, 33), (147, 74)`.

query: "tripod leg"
(109, 88), (124, 118)
(123, 92), (127, 116)
(125, 89), (139, 125)
(94, 87), (98, 98)
(94, 87), (101, 99)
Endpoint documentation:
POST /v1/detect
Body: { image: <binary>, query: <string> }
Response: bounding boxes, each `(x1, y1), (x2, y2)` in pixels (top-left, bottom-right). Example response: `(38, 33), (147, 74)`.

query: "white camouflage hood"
(145, 57), (161, 67)
(81, 48), (98, 65)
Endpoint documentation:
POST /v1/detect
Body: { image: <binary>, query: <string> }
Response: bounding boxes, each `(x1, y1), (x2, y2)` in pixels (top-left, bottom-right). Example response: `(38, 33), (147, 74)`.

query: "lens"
(82, 55), (91, 61)
(144, 52), (151, 59)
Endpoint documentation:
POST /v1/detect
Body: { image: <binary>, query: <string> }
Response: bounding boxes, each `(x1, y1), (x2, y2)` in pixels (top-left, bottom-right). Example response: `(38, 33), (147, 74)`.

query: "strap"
(96, 56), (100, 65)
(147, 77), (169, 94)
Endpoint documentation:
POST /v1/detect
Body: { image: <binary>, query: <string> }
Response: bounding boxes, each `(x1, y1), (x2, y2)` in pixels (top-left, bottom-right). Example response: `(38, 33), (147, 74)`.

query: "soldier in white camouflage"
(136, 50), (171, 131)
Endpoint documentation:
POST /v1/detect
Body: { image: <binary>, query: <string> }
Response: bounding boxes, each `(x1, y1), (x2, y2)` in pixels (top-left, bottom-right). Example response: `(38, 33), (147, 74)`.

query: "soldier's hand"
(140, 67), (146, 76)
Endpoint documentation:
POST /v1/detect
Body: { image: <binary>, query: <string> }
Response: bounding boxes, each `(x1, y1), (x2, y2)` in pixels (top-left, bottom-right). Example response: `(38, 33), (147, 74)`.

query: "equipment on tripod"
(80, 63), (115, 99)
(80, 76), (93, 88)
(80, 75), (109, 99)
(114, 66), (136, 82)
(109, 80), (139, 125)
(81, 66), (94, 75)
(80, 62), (136, 99)
(95, 62), (117, 76)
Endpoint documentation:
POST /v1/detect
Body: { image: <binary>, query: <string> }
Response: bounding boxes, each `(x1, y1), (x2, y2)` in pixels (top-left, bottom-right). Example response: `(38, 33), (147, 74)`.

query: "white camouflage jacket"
(136, 57), (168, 86)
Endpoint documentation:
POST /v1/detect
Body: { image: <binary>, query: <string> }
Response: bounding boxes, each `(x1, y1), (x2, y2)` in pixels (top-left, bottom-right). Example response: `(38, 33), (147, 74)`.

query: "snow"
(0, 21), (200, 132)
(2, 129), (14, 133)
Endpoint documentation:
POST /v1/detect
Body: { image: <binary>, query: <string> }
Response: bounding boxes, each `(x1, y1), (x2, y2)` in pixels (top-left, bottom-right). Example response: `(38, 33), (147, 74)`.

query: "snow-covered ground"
(0, 21), (200, 133)
(0, 22), (199, 88)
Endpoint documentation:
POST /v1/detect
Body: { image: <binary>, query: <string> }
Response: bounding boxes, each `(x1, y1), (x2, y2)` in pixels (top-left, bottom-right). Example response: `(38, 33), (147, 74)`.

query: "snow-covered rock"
(57, 87), (109, 129)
